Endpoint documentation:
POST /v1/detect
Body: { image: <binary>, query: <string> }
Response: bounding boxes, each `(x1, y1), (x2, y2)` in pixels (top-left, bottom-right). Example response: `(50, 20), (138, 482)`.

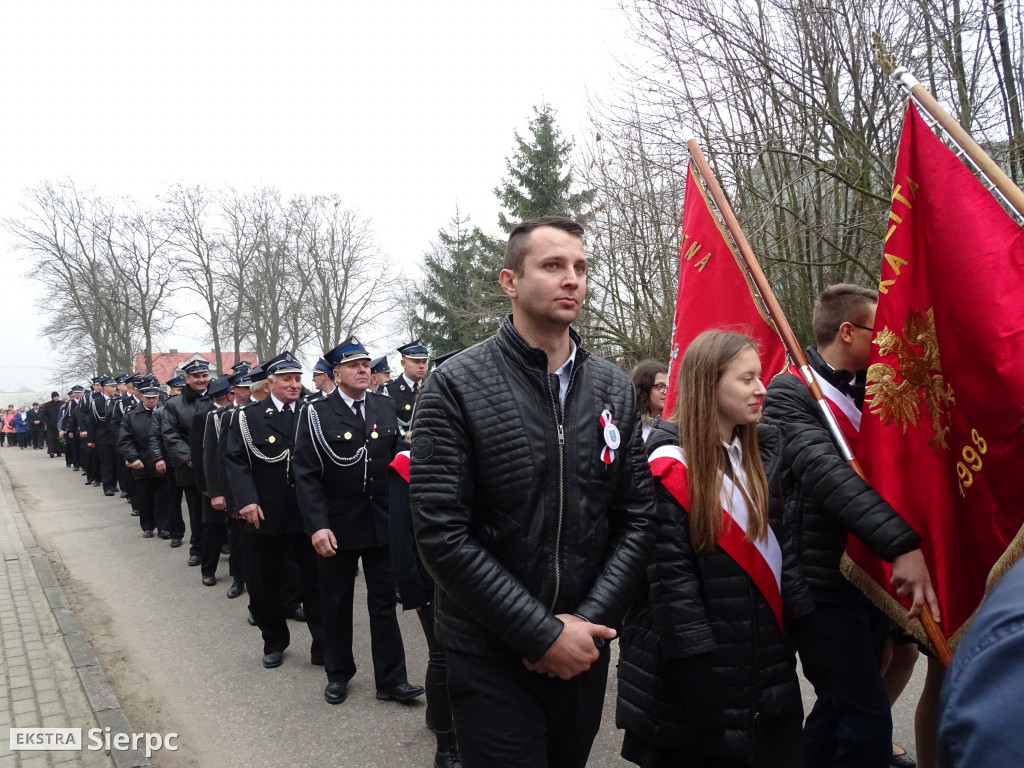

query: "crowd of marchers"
(28, 216), (1004, 768)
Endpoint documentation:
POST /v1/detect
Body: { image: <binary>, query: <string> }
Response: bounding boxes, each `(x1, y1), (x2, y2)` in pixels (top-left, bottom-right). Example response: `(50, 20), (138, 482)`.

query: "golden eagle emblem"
(865, 307), (954, 451)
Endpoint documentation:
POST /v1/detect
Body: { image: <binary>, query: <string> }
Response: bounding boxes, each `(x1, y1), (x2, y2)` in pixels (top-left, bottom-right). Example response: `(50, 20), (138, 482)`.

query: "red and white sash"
(390, 450), (410, 482)
(649, 444), (784, 630)
(787, 365), (860, 452)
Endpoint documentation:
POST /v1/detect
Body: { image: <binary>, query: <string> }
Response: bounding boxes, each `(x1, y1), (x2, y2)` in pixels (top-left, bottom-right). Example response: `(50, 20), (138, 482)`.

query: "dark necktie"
(412, 381), (418, 393)
(352, 400), (364, 425)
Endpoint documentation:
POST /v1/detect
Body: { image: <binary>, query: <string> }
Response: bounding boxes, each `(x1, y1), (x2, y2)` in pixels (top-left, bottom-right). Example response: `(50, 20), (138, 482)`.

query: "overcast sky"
(0, 0), (637, 390)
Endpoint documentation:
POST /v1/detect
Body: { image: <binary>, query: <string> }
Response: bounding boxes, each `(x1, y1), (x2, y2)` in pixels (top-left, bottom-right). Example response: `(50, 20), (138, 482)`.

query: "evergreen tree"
(494, 103), (594, 231)
(413, 209), (506, 352)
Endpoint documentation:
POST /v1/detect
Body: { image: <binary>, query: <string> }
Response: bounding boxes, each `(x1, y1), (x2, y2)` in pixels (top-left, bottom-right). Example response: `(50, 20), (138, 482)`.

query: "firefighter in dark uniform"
(90, 377), (119, 496)
(117, 383), (166, 537)
(60, 386), (86, 471)
(370, 356), (391, 392)
(190, 376), (235, 586)
(223, 355), (324, 669)
(78, 377), (104, 486)
(293, 337), (424, 707)
(380, 340), (429, 438)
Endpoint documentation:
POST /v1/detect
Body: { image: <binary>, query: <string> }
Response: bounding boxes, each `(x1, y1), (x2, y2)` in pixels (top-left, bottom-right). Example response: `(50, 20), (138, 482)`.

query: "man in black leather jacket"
(762, 284), (939, 768)
(410, 216), (656, 768)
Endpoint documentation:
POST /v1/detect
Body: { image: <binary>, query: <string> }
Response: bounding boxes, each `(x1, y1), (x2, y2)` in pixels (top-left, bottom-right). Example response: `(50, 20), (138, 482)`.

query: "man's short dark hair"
(812, 283), (879, 346)
(503, 216), (584, 277)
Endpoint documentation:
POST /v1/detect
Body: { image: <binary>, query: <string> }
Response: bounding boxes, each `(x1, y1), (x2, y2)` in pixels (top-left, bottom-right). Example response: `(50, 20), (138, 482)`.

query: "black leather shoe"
(187, 555), (201, 567)
(130, 509), (140, 516)
(92, 481), (102, 487)
(247, 610), (257, 627)
(169, 538), (182, 548)
(157, 530), (171, 540)
(262, 651), (284, 669)
(84, 479), (93, 485)
(221, 544), (230, 556)
(376, 682), (425, 702)
(202, 575), (216, 586)
(324, 682), (347, 705)
(104, 489), (116, 496)
(288, 605), (307, 622)
(142, 530), (154, 539)
(119, 491), (128, 499)
(226, 582), (245, 599)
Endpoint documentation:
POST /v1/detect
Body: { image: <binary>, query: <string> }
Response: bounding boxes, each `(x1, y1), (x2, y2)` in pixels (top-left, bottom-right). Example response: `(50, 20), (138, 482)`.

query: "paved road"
(0, 446), (926, 766)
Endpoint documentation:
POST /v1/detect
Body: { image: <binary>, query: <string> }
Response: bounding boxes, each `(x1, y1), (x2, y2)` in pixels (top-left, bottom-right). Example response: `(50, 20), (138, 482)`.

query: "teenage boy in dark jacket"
(762, 283), (939, 768)
(410, 216), (656, 768)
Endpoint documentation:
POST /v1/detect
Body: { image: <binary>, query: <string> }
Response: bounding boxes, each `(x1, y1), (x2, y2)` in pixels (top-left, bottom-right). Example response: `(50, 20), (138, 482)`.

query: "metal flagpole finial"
(892, 67), (921, 93)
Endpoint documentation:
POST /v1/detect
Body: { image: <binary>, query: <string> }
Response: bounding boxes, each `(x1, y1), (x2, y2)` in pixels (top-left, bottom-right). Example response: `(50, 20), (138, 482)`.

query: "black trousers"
(159, 474), (185, 537)
(317, 544), (407, 687)
(802, 587), (891, 768)
(83, 443), (100, 482)
(227, 518), (245, 583)
(417, 604), (453, 733)
(447, 647), (610, 768)
(65, 434), (79, 467)
(242, 530), (323, 656)
(180, 483), (203, 556)
(200, 502), (242, 580)
(97, 443), (116, 490)
(118, 460), (134, 500)
(46, 428), (61, 454)
(31, 431), (45, 449)
(133, 476), (165, 533)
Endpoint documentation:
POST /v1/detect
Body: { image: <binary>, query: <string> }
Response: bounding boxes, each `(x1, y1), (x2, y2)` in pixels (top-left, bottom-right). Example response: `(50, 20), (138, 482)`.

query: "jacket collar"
(495, 315), (590, 372)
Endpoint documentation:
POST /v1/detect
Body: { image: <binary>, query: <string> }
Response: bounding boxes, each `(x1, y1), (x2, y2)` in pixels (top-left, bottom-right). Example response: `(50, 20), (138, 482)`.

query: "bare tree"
(575, 103), (686, 365)
(291, 194), (394, 353)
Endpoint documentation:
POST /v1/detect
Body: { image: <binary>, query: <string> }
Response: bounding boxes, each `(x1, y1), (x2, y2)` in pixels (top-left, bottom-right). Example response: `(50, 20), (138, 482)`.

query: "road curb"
(0, 462), (151, 768)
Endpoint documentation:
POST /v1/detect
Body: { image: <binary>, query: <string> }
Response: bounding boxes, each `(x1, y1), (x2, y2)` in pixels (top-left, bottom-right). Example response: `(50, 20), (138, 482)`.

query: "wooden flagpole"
(685, 139), (952, 667)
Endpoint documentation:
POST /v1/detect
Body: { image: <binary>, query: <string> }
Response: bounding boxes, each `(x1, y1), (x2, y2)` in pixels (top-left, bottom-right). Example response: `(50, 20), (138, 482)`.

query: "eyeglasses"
(848, 323), (873, 332)
(651, 383), (668, 393)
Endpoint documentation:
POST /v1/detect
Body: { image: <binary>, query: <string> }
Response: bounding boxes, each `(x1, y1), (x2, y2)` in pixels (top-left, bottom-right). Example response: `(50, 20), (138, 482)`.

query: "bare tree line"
(12, 1), (1024, 377)
(7, 180), (396, 380)
(575, 0), (1024, 359)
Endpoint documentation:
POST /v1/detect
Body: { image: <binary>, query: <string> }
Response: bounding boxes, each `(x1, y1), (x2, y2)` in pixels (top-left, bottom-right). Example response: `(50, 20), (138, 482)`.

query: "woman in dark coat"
(617, 331), (830, 767)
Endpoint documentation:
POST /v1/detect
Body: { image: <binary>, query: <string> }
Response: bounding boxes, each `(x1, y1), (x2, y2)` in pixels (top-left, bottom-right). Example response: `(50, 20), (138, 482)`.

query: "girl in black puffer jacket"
(617, 331), (830, 767)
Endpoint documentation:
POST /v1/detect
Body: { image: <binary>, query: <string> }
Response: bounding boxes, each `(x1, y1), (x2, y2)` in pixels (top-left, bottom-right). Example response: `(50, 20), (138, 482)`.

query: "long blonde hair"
(673, 331), (769, 553)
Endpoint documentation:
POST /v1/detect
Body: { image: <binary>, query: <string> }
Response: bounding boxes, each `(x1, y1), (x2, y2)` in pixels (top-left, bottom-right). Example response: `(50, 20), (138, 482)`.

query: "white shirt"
(554, 341), (577, 408)
(402, 373), (421, 391)
(723, 435), (749, 492)
(336, 389), (366, 411)
(269, 393), (296, 413)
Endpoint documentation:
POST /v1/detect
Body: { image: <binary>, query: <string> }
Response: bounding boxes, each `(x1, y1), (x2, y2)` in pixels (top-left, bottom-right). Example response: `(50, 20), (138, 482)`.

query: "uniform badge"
(344, 431), (352, 440)
(268, 435), (275, 443)
(370, 425), (378, 438)
(405, 404), (412, 411)
(599, 409), (619, 464)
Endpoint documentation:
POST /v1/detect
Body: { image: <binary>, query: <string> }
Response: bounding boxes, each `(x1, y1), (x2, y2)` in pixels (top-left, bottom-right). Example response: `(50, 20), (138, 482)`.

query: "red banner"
(848, 102), (1024, 646)
(662, 164), (786, 417)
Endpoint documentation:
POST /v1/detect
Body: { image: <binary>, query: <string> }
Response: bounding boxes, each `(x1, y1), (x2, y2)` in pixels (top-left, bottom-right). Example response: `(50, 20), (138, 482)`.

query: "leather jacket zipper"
(547, 362), (581, 612)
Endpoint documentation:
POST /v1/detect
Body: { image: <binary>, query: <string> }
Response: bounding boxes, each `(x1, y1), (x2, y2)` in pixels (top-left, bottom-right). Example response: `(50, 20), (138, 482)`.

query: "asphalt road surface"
(2, 446), (925, 767)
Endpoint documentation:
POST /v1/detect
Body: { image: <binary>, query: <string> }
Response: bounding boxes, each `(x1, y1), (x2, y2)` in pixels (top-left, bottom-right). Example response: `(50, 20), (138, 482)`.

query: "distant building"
(134, 349), (257, 383)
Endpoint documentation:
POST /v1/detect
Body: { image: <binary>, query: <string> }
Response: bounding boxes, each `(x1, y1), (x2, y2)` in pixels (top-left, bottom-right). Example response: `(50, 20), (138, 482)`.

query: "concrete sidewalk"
(0, 453), (137, 768)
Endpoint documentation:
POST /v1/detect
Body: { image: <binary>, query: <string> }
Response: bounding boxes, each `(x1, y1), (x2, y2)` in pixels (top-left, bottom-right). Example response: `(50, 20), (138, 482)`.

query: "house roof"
(133, 350), (257, 383)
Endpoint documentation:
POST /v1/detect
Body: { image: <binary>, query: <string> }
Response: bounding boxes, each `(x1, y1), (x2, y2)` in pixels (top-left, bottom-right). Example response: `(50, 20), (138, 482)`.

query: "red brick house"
(134, 350), (257, 383)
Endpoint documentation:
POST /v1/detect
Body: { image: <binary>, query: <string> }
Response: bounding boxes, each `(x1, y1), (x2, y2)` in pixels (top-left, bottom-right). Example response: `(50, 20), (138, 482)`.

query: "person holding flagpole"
(762, 284), (939, 768)
(617, 330), (830, 768)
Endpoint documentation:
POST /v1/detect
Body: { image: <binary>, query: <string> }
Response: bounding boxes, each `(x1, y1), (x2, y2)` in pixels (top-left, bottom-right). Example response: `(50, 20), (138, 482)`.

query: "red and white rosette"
(599, 409), (620, 464)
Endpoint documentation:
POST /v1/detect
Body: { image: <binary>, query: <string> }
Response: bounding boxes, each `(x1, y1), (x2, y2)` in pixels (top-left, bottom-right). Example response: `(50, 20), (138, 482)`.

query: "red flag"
(662, 164), (786, 417)
(846, 102), (1024, 647)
